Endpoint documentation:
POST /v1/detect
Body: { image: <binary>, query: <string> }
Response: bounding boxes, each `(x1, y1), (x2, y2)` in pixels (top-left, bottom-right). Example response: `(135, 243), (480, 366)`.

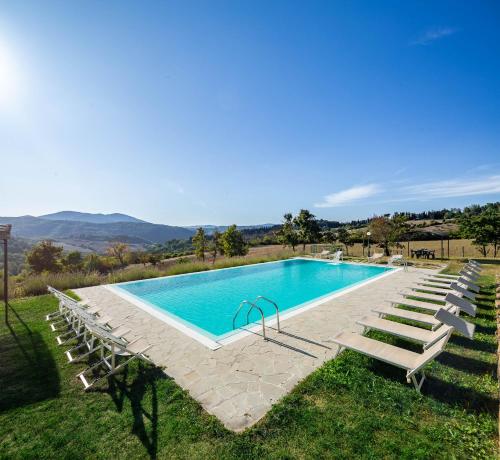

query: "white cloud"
(314, 174), (500, 209)
(315, 184), (381, 208)
(402, 175), (500, 199)
(411, 27), (458, 46)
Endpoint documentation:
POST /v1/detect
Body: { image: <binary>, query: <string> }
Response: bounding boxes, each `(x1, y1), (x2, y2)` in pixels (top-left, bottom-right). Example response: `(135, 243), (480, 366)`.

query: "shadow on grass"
(367, 360), (497, 416)
(449, 335), (497, 353)
(102, 364), (168, 460)
(0, 303), (60, 412)
(436, 351), (497, 378)
(424, 375), (498, 417)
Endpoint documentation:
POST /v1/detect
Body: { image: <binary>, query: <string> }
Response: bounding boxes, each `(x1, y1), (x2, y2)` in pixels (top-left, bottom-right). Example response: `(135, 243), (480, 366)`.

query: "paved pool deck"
(74, 264), (439, 431)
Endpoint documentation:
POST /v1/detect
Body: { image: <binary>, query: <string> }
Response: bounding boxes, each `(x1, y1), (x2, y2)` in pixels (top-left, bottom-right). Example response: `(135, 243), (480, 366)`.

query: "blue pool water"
(112, 259), (392, 341)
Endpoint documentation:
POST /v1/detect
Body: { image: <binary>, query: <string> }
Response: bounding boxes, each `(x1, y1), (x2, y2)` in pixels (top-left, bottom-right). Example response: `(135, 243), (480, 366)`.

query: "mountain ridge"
(39, 211), (145, 224)
(0, 214), (194, 253)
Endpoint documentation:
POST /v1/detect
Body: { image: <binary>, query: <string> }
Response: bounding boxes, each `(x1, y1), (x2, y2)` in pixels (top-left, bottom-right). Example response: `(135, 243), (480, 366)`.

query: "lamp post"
(366, 231), (371, 258)
(0, 224), (12, 323)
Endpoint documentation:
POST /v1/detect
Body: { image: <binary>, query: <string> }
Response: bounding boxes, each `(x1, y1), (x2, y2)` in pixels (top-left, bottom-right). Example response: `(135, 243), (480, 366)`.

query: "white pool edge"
(104, 259), (401, 350)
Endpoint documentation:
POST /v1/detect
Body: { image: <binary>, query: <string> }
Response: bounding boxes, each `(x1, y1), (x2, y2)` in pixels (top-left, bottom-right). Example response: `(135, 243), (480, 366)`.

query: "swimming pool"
(107, 258), (395, 348)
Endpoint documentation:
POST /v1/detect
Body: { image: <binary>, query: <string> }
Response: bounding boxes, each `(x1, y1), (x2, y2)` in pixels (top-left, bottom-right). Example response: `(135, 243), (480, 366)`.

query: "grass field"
(0, 264), (498, 459)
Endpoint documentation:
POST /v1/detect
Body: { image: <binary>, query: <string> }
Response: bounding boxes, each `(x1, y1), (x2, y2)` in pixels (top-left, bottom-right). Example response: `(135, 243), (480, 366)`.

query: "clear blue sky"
(1, 1), (499, 225)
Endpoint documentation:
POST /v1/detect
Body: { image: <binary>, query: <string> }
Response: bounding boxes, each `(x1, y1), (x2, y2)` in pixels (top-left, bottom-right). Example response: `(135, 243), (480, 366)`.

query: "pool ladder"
(232, 296), (281, 340)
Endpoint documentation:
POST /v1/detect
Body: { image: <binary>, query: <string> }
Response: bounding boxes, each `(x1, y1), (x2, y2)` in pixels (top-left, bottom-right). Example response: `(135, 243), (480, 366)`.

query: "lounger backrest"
(460, 269), (479, 280)
(450, 283), (475, 300)
(435, 308), (475, 339)
(457, 277), (480, 292)
(464, 264), (480, 274)
(445, 292), (476, 317)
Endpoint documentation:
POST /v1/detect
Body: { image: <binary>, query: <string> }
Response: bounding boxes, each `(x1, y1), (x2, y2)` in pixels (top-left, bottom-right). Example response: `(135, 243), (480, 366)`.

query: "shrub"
(2, 250), (296, 299)
(26, 240), (64, 273)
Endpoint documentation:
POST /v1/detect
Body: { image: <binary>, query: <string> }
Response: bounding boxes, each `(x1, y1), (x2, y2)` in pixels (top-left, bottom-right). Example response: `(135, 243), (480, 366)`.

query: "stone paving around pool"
(74, 265), (439, 431)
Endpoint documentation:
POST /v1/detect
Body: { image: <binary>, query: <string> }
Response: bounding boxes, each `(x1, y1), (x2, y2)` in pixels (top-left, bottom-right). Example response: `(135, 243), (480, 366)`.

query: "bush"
(9, 271), (103, 297)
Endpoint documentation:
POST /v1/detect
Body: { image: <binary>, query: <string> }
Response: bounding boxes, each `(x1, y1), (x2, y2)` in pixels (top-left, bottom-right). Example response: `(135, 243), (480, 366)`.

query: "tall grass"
(1, 249), (297, 299)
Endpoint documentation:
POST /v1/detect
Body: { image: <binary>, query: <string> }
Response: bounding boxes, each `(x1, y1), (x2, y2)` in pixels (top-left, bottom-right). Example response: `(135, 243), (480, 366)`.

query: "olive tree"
(293, 209), (320, 251)
(277, 213), (299, 251)
(220, 225), (248, 257)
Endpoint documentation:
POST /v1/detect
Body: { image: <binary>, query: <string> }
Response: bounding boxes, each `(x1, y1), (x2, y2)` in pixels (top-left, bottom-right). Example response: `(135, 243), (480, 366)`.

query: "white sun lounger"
(65, 322), (132, 363)
(411, 282), (476, 301)
(390, 292), (476, 317)
(331, 331), (451, 391)
(388, 254), (407, 270)
(402, 290), (446, 303)
(356, 314), (453, 349)
(422, 276), (480, 293)
(77, 323), (152, 390)
(372, 305), (442, 329)
(329, 250), (343, 263)
(368, 252), (384, 262)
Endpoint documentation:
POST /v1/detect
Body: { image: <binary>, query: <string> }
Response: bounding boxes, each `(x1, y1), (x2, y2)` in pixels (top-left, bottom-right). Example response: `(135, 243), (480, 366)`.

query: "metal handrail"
(232, 300), (267, 339)
(254, 296), (280, 332)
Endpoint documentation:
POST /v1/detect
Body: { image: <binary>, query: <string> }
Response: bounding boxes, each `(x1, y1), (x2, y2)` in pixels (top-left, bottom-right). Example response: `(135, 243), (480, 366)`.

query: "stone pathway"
(74, 265), (438, 431)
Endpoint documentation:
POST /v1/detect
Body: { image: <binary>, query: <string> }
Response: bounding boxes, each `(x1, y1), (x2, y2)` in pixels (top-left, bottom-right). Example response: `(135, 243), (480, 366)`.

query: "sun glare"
(0, 39), (19, 107)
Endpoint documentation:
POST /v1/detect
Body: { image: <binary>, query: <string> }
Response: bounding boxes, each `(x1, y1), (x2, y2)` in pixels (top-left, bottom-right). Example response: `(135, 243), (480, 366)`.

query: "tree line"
(274, 203), (500, 257)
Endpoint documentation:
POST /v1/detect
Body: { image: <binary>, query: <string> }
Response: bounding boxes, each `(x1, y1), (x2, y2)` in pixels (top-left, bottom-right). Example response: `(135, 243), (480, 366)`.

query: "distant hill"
(39, 211), (145, 224)
(0, 214), (194, 254)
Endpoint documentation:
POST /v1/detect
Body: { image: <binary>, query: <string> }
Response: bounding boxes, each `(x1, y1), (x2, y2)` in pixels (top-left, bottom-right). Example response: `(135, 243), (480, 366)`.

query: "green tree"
(367, 215), (410, 256)
(106, 242), (129, 266)
(294, 209), (320, 251)
(148, 253), (162, 266)
(321, 228), (337, 245)
(26, 240), (63, 273)
(220, 225), (248, 257)
(336, 227), (354, 256)
(192, 227), (207, 261)
(277, 213), (299, 251)
(62, 251), (83, 272)
(210, 230), (222, 264)
(460, 207), (500, 257)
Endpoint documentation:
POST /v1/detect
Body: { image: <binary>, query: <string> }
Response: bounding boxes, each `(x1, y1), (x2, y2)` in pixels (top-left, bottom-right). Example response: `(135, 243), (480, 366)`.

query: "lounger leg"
(408, 371), (425, 392)
(333, 345), (345, 358)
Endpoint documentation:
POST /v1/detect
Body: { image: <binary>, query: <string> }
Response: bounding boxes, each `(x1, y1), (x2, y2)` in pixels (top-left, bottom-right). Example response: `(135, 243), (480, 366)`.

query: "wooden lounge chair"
(315, 250), (331, 259)
(331, 330), (451, 391)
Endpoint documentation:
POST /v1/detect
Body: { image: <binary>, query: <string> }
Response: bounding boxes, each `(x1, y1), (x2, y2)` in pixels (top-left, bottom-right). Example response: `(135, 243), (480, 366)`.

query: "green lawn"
(0, 267), (498, 459)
